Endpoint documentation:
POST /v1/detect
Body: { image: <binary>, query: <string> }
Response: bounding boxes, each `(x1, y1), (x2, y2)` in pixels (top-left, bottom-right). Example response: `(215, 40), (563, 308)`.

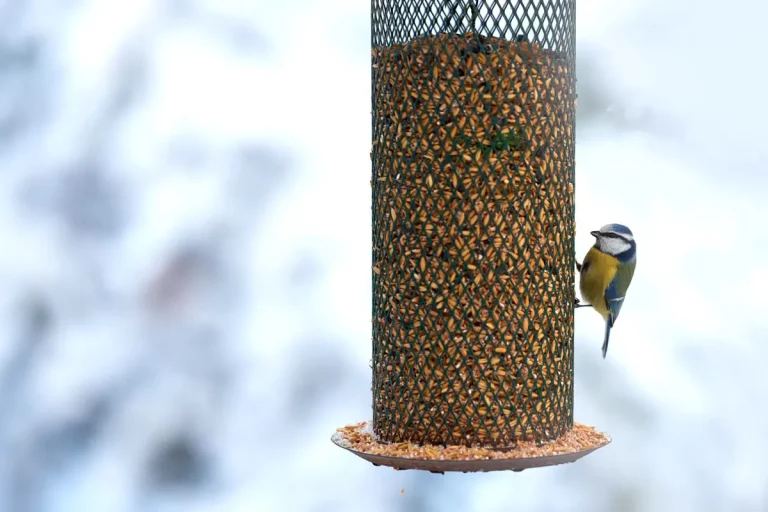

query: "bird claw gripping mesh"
(371, 0), (577, 449)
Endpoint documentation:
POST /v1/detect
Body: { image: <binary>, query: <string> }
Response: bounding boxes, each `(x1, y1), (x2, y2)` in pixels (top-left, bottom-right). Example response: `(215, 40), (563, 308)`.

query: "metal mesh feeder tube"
(333, 0), (610, 472)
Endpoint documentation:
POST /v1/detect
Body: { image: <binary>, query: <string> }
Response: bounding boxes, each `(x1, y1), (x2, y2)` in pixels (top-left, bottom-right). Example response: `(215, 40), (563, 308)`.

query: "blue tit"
(575, 223), (637, 358)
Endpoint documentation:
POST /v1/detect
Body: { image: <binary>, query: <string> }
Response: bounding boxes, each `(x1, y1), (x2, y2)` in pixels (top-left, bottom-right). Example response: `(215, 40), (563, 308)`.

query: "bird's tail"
(602, 321), (611, 359)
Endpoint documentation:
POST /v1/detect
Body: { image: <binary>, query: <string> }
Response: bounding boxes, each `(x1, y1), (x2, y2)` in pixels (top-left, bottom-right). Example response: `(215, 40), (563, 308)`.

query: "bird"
(574, 223), (637, 358)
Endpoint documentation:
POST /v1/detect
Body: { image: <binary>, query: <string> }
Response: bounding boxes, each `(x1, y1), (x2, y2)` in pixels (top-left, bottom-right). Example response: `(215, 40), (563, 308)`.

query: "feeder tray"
(332, 421), (610, 473)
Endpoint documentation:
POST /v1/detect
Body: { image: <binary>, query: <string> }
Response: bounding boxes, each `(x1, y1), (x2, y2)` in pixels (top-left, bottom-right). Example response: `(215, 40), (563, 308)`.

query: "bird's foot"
(574, 298), (592, 309)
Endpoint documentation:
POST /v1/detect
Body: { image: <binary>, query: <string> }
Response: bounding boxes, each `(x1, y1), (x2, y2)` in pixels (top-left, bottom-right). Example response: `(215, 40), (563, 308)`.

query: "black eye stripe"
(600, 232), (630, 241)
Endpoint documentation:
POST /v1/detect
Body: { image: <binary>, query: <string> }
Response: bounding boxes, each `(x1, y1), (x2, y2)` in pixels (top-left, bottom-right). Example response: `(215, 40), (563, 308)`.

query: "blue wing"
(601, 260), (636, 358)
(604, 260), (636, 327)
(604, 282), (625, 328)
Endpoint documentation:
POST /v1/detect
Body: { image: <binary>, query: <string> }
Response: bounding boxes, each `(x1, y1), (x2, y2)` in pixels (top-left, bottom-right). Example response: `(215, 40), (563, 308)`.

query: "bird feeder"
(332, 0), (610, 473)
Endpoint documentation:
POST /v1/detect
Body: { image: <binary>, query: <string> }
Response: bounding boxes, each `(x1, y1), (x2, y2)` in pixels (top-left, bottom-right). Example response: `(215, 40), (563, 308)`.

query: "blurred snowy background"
(0, 0), (766, 511)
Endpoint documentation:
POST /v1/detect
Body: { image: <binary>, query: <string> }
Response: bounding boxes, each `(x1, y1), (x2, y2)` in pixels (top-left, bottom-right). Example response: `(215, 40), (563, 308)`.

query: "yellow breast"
(579, 247), (619, 321)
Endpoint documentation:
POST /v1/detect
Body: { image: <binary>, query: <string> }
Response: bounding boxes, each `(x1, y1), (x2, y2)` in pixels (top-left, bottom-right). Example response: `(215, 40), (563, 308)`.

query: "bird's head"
(590, 223), (636, 260)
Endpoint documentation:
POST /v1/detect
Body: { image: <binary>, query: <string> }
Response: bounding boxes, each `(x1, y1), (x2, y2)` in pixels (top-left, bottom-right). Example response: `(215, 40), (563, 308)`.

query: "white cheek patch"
(600, 237), (632, 256)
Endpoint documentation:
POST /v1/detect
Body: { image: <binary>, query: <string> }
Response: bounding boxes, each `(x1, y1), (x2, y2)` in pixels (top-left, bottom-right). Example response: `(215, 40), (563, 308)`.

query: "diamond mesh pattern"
(371, 0), (576, 448)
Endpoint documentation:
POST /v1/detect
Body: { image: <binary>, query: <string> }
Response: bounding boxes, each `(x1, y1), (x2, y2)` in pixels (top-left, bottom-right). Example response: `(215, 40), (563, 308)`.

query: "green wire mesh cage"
(372, 0), (575, 448)
(333, 0), (610, 472)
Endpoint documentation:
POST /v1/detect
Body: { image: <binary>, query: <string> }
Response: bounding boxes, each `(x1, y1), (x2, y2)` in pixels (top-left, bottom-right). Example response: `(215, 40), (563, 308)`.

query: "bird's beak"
(590, 230), (600, 238)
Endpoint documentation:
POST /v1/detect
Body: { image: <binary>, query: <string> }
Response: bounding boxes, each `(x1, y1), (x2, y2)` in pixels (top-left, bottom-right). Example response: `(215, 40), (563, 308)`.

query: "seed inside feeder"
(371, 33), (576, 448)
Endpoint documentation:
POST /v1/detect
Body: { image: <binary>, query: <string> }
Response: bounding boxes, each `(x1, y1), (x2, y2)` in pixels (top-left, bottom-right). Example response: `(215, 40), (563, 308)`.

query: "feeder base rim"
(331, 420), (610, 473)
